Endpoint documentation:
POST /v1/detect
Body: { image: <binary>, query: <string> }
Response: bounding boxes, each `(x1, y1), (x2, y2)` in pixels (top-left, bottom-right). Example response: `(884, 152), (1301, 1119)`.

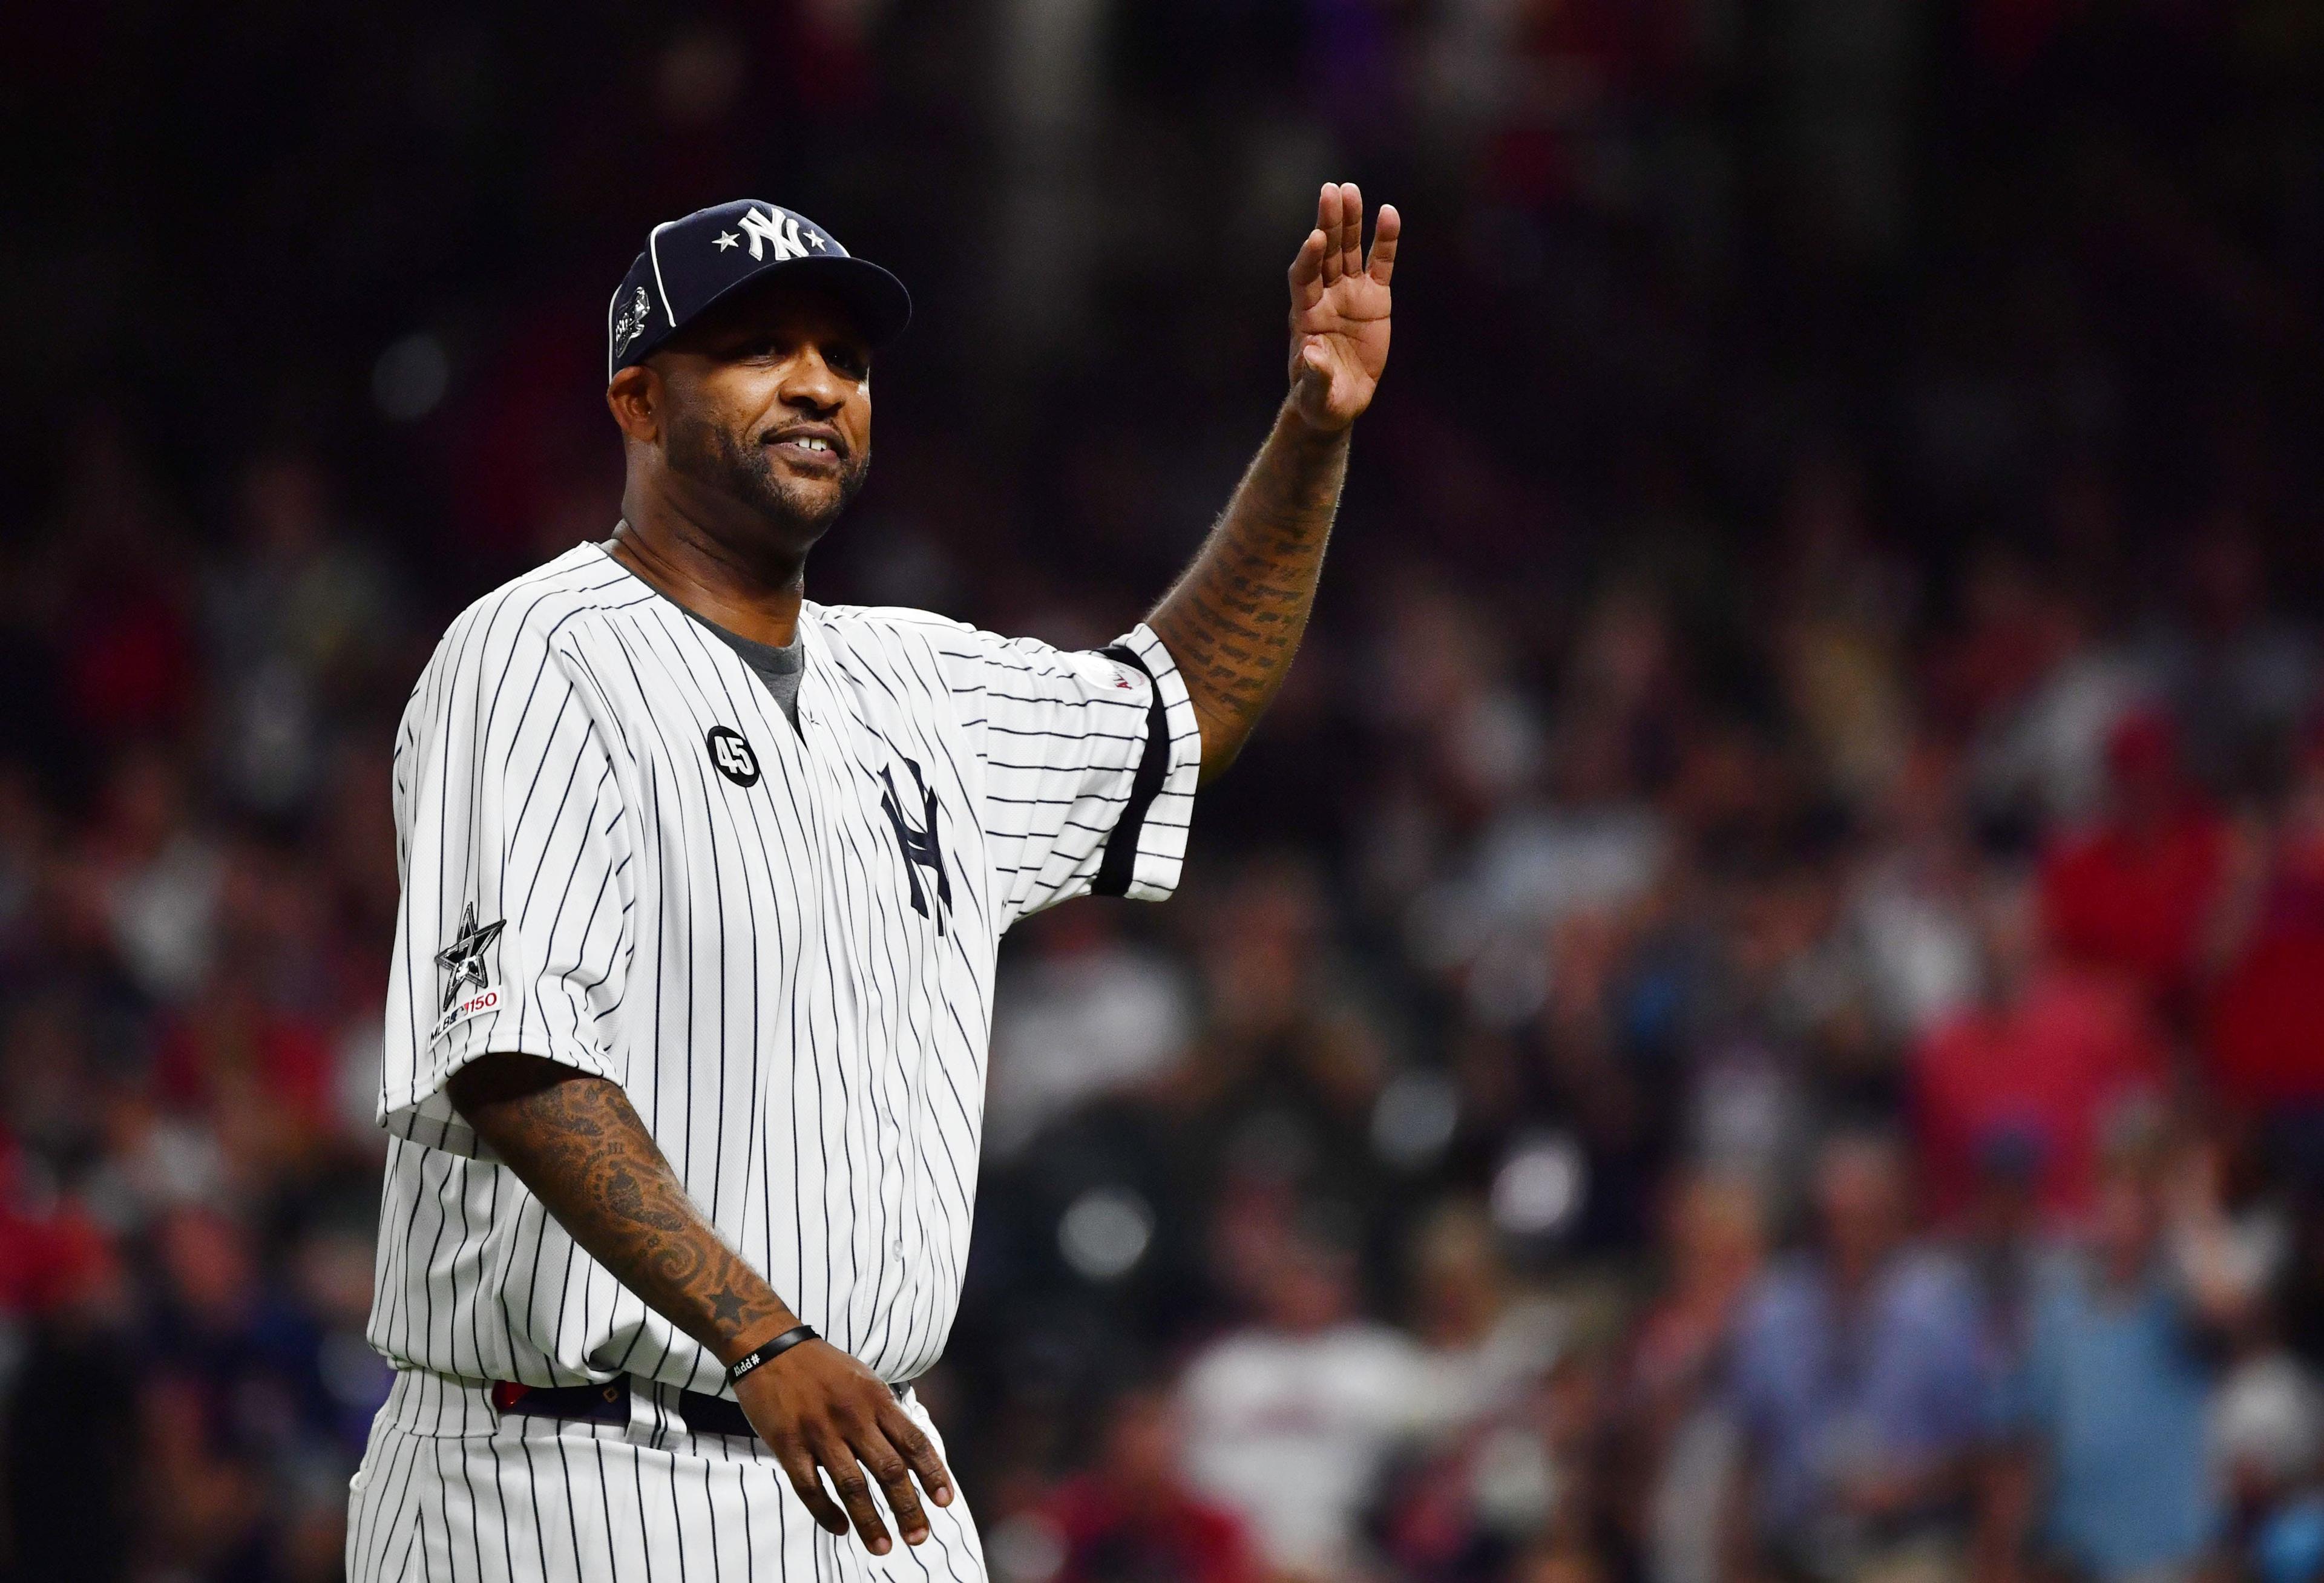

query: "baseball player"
(350, 182), (1397, 1580)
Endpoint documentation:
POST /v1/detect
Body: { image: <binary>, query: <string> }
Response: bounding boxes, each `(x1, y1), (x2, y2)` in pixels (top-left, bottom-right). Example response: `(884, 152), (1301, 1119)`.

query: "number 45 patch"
(705, 726), (761, 788)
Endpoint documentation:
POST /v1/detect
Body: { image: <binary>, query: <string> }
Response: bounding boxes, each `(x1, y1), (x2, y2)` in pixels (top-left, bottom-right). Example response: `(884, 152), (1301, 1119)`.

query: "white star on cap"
(714, 231), (740, 251)
(806, 231), (827, 250)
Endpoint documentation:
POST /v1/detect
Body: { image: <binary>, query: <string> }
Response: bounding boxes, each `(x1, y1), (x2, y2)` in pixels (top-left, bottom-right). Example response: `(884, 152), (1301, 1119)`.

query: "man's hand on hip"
(730, 1336), (954, 1553)
(446, 1053), (954, 1552)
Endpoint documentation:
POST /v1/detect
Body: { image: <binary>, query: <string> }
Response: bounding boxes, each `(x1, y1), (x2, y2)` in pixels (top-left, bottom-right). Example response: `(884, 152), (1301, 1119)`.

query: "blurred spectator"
(1408, 1199), (1567, 1420)
(1044, 1383), (1259, 1583)
(1379, 1340), (1619, 1583)
(1170, 856), (1396, 1225)
(1725, 1132), (1989, 1583)
(1178, 1207), (1439, 1578)
(1774, 451), (1914, 811)
(2215, 1345), (2324, 1583)
(1954, 1128), (2049, 1371)
(49, 420), (202, 747)
(203, 451), (404, 816)
(0, 1210), (136, 1583)
(2207, 713), (2324, 1124)
(2037, 709), (2233, 1018)
(1911, 879), (2166, 1225)
(988, 905), (1196, 1159)
(1989, 1111), (2263, 1583)
(1842, 741), (1983, 1047)
(137, 1204), (370, 1581)
(86, 746), (223, 1008)
(1625, 1173), (1767, 1583)
(1454, 709), (1666, 976)
(1925, 546), (2074, 747)
(1966, 587), (2150, 831)
(2147, 518), (2317, 801)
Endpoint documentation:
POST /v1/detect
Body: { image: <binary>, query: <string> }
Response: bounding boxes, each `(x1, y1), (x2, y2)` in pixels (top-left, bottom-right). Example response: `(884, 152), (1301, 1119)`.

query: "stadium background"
(6, 2), (2324, 1580)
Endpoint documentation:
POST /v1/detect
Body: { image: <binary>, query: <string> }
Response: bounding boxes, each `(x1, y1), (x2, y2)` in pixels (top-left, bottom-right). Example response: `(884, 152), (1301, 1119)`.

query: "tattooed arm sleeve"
(448, 1052), (795, 1364)
(1146, 401), (1350, 784)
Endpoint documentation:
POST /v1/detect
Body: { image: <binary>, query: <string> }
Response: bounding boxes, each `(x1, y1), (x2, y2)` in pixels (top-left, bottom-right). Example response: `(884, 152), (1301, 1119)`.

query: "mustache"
(761, 421), (849, 458)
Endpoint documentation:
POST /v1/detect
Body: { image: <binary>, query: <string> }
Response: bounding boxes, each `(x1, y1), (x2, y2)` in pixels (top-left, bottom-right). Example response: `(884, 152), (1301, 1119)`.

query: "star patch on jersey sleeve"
(435, 902), (507, 1014)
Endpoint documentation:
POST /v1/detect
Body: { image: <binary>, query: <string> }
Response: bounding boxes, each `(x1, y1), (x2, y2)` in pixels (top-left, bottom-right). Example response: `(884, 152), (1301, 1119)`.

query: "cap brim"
(678, 254), (913, 353)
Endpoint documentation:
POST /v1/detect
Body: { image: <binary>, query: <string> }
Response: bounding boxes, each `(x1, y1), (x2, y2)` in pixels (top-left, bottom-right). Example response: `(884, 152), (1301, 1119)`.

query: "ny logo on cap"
(736, 206), (826, 263)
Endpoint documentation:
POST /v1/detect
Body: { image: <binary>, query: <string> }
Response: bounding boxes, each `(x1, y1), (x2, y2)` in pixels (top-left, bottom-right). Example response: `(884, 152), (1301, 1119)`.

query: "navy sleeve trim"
(1090, 644), (1170, 898)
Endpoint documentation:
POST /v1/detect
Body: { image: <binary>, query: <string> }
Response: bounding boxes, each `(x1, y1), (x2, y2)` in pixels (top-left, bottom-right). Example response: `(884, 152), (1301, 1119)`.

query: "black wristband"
(726, 1324), (819, 1386)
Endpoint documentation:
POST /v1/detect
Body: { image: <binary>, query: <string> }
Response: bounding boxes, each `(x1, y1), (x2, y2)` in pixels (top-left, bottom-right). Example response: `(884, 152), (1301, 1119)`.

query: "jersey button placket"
(825, 696), (911, 1307)
(802, 665), (893, 1343)
(790, 651), (853, 1348)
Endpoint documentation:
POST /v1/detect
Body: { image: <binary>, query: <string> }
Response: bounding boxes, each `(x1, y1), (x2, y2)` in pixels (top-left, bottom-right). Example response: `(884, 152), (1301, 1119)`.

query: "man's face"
(2094, 1169), (2162, 1275)
(1259, 1241), (1357, 1333)
(1814, 1141), (1904, 1271)
(644, 286), (874, 553)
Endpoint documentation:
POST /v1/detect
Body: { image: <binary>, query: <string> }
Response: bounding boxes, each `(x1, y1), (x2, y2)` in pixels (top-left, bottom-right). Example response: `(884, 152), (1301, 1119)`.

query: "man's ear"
(606, 365), (663, 445)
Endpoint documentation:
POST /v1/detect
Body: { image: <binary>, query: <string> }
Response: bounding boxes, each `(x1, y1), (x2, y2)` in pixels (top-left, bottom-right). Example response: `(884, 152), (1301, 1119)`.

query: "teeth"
(796, 436), (830, 451)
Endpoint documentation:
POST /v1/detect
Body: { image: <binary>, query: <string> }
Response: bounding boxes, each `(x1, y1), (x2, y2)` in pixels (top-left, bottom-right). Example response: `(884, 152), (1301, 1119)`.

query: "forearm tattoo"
(447, 1055), (792, 1362)
(1148, 403), (1349, 781)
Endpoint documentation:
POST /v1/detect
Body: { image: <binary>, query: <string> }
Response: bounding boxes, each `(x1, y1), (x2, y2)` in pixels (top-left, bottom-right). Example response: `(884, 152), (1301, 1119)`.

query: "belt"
(491, 1376), (755, 1438)
(490, 1374), (913, 1440)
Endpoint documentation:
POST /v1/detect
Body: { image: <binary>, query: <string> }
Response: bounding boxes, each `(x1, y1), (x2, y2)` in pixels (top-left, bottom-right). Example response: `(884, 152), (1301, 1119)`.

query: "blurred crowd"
(7, 0), (2324, 1581)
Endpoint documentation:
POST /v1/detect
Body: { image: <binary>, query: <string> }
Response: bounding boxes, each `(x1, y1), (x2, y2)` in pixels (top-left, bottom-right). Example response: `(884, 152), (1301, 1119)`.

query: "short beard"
(665, 407), (869, 549)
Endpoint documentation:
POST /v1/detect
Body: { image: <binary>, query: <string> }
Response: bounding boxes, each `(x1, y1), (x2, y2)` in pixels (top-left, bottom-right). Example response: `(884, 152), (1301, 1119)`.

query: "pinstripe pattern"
(356, 542), (1200, 1575)
(348, 1374), (987, 1583)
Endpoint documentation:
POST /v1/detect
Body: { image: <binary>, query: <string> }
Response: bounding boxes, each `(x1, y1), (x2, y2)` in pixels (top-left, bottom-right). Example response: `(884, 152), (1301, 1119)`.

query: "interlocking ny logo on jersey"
(877, 758), (951, 931)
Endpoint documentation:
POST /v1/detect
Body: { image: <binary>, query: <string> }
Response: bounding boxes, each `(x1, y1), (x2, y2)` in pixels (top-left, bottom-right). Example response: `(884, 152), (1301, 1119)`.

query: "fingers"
(1291, 341), (1336, 424)
(855, 1425), (931, 1547)
(1288, 227), (1327, 307)
(1338, 182), (1365, 279)
(1302, 182), (1394, 290)
(882, 1402), (956, 1510)
(1367, 203), (1400, 285)
(1318, 183), (1344, 285)
(780, 1406), (951, 1554)
(810, 1426), (898, 1554)
(773, 1443), (853, 1539)
(741, 1344), (956, 1555)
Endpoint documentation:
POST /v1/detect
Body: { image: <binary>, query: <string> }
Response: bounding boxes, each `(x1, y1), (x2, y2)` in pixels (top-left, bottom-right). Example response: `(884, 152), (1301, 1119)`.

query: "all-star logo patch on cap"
(606, 200), (913, 379)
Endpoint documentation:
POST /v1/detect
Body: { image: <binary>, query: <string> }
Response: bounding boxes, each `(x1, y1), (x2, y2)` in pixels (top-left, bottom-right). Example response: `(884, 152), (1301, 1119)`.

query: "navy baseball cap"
(606, 199), (911, 380)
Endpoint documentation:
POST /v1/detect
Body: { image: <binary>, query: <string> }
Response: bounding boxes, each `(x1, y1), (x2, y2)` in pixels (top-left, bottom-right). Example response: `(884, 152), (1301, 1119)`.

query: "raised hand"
(1287, 182), (1397, 432)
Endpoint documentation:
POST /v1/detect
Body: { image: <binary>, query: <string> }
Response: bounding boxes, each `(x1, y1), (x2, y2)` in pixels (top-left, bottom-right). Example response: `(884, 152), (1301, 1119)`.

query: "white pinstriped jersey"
(369, 542), (1200, 1401)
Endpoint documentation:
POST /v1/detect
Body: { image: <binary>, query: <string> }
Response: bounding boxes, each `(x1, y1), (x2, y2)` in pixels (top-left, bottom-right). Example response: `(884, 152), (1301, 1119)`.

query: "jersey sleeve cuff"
(1111, 622), (1202, 903)
(379, 984), (624, 1158)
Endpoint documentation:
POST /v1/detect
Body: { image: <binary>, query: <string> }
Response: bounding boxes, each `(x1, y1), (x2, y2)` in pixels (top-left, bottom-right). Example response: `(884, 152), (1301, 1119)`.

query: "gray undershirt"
(689, 610), (806, 729)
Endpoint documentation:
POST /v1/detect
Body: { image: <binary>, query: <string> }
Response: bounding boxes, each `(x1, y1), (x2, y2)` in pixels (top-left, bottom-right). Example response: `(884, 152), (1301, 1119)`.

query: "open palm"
(1288, 182), (1398, 432)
